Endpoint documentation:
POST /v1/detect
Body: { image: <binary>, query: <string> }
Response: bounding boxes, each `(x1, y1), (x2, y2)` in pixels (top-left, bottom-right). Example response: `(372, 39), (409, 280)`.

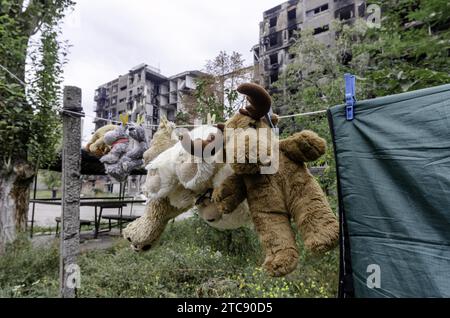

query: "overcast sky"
(60, 0), (284, 142)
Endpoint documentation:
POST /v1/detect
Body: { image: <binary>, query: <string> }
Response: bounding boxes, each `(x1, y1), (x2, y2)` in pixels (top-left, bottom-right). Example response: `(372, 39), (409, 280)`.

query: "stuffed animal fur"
(143, 116), (177, 165)
(123, 125), (254, 251)
(99, 122), (147, 182)
(181, 83), (339, 277)
(85, 124), (117, 157)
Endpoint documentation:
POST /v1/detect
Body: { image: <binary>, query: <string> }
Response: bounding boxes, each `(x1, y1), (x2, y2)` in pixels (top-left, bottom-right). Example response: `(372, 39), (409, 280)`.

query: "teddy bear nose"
(141, 245), (152, 251)
(206, 218), (216, 222)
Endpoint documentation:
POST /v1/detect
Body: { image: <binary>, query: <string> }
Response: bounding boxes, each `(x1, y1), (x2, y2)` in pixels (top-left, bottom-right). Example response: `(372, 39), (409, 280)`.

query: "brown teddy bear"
(182, 83), (339, 277)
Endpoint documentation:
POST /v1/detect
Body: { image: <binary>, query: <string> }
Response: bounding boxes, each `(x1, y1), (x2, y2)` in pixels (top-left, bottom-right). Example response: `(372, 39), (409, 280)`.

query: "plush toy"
(99, 114), (148, 182)
(121, 121), (147, 174)
(143, 116), (177, 165)
(123, 124), (254, 251)
(85, 124), (117, 157)
(181, 83), (339, 277)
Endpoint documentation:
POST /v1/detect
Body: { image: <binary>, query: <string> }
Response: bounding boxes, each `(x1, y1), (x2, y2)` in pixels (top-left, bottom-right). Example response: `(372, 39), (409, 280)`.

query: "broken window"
(167, 110), (175, 122)
(270, 73), (279, 85)
(269, 33), (278, 47)
(335, 4), (355, 21)
(313, 24), (329, 35)
(288, 26), (299, 39)
(288, 8), (296, 21)
(270, 54), (278, 65)
(306, 3), (329, 17)
(269, 16), (277, 28)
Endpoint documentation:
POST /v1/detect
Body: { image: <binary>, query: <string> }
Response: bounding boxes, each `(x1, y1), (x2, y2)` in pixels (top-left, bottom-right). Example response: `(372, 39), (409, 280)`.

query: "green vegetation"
(274, 0), (450, 193)
(0, 213), (338, 298)
(0, 0), (75, 251)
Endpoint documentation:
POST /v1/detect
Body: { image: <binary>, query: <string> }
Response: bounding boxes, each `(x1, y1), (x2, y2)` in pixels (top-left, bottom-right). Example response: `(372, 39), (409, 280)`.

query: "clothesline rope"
(1, 62), (329, 129)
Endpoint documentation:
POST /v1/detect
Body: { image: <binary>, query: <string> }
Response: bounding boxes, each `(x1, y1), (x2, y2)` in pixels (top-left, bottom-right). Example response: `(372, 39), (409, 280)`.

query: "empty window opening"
(335, 4), (355, 20)
(269, 17), (277, 28)
(269, 34), (278, 47)
(167, 110), (176, 122)
(270, 73), (279, 85)
(288, 27), (299, 39)
(313, 24), (329, 35)
(270, 54), (278, 65)
(288, 8), (296, 21)
(306, 3), (329, 17)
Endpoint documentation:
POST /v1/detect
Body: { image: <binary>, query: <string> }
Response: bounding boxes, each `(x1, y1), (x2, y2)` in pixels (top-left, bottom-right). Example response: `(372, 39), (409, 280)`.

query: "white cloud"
(61, 0), (283, 141)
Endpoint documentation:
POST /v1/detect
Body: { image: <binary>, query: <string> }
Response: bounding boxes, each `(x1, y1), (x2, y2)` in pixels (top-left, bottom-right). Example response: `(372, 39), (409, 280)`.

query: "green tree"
(355, 0), (450, 96)
(179, 51), (251, 123)
(0, 0), (74, 252)
(274, 0), (450, 193)
(40, 170), (61, 195)
(273, 19), (371, 193)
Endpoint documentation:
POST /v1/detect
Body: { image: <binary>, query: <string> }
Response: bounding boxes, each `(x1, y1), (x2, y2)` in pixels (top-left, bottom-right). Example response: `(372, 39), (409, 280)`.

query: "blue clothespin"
(344, 73), (356, 121)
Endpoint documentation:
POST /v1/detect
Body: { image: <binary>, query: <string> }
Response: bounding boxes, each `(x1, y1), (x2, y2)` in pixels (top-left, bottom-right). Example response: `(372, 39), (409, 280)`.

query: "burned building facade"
(93, 64), (205, 138)
(253, 0), (366, 103)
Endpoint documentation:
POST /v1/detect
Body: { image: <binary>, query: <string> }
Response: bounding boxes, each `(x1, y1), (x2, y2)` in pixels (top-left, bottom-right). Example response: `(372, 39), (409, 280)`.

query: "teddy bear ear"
(270, 114), (279, 126)
(237, 83), (272, 120)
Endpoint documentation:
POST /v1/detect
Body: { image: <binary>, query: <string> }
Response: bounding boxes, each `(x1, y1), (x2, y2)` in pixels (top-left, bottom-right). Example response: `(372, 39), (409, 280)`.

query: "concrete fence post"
(59, 86), (83, 298)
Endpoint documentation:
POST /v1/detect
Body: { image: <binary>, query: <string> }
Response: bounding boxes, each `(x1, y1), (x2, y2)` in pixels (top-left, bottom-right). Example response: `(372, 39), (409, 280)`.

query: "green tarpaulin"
(328, 84), (450, 298)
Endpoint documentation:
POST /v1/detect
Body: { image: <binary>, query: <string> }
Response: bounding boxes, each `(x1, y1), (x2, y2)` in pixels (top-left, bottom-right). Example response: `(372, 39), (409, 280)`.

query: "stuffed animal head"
(103, 125), (128, 146)
(180, 83), (278, 174)
(85, 124), (117, 157)
(127, 122), (146, 143)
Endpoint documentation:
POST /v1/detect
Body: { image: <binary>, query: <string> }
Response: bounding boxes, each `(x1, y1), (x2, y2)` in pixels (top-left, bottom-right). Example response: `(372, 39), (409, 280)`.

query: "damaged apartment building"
(253, 0), (367, 114)
(93, 63), (205, 138)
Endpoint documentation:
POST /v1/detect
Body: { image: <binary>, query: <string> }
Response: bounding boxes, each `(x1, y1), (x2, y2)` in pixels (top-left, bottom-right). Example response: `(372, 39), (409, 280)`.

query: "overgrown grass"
(0, 214), (339, 298)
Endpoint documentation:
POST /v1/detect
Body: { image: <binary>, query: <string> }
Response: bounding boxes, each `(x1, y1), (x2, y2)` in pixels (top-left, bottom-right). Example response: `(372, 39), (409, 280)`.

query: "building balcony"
(94, 87), (107, 102)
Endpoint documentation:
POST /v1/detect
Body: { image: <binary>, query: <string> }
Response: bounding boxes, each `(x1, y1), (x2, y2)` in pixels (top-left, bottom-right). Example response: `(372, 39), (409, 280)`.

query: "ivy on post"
(59, 86), (83, 298)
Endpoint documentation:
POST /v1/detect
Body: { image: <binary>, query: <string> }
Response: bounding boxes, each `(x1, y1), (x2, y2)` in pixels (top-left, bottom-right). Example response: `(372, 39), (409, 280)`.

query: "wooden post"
(59, 86), (83, 298)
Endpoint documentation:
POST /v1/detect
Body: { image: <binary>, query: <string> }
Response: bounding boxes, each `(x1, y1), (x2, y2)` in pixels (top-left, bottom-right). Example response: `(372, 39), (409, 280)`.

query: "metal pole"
(59, 86), (83, 298)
